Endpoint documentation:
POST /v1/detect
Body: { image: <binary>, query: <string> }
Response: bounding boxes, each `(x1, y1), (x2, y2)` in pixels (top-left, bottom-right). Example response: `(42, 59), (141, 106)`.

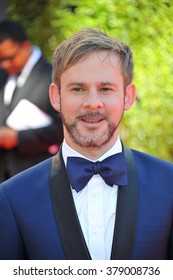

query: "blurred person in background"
(0, 19), (63, 183)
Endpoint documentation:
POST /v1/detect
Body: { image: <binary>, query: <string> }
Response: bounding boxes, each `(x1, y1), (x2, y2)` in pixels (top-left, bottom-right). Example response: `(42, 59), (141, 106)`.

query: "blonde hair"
(52, 27), (133, 88)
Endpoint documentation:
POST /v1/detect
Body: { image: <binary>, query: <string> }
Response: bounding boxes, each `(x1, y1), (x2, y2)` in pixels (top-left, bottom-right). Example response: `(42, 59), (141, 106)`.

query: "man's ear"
(124, 83), (136, 111)
(49, 83), (60, 112)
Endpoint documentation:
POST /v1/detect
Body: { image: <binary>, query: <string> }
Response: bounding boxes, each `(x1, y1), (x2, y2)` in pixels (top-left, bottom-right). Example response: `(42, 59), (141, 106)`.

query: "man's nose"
(83, 91), (103, 109)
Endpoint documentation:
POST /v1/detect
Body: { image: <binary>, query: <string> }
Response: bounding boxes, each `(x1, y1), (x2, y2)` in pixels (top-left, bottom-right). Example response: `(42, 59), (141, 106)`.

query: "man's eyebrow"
(66, 82), (118, 86)
(66, 82), (85, 87)
(100, 82), (118, 86)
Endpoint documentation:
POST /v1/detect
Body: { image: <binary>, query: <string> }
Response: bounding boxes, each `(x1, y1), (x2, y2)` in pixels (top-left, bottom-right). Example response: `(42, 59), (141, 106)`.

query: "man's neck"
(64, 136), (120, 161)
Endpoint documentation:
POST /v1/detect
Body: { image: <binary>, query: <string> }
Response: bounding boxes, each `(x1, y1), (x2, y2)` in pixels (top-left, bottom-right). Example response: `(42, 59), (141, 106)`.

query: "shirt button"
(92, 228), (98, 235)
(91, 191), (96, 197)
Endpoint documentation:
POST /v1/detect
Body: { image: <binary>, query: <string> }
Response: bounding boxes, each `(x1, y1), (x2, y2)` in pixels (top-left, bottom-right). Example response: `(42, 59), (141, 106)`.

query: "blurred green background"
(3, 0), (173, 161)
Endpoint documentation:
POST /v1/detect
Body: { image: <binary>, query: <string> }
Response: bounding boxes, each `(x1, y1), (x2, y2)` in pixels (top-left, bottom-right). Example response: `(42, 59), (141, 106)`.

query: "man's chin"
(73, 136), (109, 150)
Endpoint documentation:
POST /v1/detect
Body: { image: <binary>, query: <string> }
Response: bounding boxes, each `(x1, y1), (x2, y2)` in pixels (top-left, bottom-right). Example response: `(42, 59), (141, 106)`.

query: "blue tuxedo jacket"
(0, 147), (173, 260)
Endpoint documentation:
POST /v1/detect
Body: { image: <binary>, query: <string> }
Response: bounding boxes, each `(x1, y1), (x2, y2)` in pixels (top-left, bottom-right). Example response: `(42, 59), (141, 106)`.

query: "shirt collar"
(16, 46), (42, 88)
(62, 137), (122, 167)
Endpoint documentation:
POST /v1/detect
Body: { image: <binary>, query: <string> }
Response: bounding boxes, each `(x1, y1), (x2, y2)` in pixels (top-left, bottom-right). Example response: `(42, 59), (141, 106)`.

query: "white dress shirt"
(62, 137), (122, 260)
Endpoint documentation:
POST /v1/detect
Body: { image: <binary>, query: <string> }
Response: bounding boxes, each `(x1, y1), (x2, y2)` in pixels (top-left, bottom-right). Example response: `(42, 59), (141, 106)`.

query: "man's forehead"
(65, 50), (120, 72)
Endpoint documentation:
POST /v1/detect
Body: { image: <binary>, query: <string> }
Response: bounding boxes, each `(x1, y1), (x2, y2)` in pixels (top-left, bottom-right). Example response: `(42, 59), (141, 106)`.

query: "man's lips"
(78, 113), (105, 123)
(81, 117), (104, 123)
(77, 114), (106, 128)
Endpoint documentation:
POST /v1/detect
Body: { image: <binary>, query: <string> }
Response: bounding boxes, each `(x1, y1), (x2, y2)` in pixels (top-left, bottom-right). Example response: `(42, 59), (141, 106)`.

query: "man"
(0, 19), (63, 182)
(0, 27), (173, 260)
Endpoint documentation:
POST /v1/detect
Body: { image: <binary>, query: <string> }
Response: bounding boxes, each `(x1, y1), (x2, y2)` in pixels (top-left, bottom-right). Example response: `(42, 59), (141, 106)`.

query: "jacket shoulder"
(130, 148), (173, 180)
(0, 157), (52, 196)
(131, 149), (173, 166)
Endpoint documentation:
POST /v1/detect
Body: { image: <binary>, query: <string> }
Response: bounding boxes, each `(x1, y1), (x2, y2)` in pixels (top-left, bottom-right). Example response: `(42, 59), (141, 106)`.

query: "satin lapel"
(111, 146), (138, 259)
(49, 150), (91, 260)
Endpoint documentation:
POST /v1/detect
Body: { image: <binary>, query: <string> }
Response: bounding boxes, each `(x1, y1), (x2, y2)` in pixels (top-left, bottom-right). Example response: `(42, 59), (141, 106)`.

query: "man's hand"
(0, 126), (18, 149)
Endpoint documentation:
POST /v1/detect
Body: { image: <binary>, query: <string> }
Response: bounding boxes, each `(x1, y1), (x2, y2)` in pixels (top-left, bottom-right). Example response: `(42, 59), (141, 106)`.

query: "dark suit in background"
(0, 56), (63, 182)
(0, 19), (63, 182)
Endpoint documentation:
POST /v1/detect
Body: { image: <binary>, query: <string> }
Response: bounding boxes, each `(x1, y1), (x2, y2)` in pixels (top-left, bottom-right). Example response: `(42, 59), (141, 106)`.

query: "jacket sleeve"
(17, 115), (63, 156)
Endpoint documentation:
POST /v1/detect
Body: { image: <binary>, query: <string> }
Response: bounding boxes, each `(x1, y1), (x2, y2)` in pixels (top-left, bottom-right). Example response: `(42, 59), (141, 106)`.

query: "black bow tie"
(66, 153), (128, 192)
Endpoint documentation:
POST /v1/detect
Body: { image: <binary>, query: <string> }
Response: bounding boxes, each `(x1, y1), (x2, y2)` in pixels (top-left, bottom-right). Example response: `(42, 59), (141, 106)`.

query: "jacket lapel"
(49, 150), (91, 260)
(111, 146), (138, 259)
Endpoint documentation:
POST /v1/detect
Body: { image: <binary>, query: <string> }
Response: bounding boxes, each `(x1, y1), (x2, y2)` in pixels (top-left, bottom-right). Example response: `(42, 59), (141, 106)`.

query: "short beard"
(60, 110), (124, 151)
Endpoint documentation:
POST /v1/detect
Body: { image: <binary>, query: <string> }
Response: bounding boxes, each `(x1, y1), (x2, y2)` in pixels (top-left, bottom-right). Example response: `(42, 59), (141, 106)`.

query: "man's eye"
(100, 87), (112, 92)
(71, 87), (83, 92)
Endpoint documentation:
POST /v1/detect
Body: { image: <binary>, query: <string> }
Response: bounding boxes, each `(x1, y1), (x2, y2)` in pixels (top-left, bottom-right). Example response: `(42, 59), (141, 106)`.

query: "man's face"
(50, 51), (136, 155)
(0, 39), (29, 75)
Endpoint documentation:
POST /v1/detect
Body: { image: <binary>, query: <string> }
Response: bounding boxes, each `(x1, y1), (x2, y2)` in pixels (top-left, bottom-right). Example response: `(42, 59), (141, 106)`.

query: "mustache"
(76, 112), (107, 119)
